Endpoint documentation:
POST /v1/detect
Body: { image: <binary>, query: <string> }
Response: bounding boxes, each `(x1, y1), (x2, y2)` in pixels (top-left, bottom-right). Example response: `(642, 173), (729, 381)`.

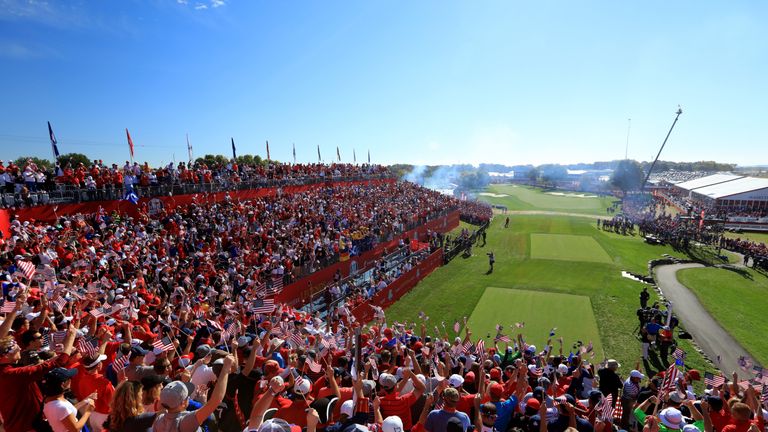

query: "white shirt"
(190, 364), (216, 387)
(44, 398), (78, 432)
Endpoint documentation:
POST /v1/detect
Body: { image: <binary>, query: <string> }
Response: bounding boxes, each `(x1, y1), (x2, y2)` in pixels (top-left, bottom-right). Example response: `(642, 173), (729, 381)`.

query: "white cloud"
(177, 0), (188, 4)
(194, 3), (207, 9)
(211, 0), (225, 8)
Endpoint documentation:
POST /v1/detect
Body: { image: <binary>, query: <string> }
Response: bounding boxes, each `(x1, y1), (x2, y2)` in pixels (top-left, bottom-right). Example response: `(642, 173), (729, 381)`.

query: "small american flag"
(251, 298), (275, 314)
(267, 277), (283, 296)
(289, 333), (305, 348)
(496, 334), (511, 343)
(195, 308), (205, 319)
(453, 321), (460, 333)
(598, 394), (614, 422)
(152, 336), (175, 353)
(40, 328), (51, 347)
(16, 260), (36, 280)
(112, 355), (130, 374)
(51, 296), (67, 312)
(51, 330), (67, 346)
(660, 364), (680, 396)
(461, 340), (474, 354)
(206, 319), (223, 331)
(76, 337), (98, 357)
(0, 301), (16, 314)
(704, 372), (726, 388)
(306, 356), (322, 373)
(476, 339), (486, 356)
(673, 348), (686, 361)
(90, 308), (105, 319)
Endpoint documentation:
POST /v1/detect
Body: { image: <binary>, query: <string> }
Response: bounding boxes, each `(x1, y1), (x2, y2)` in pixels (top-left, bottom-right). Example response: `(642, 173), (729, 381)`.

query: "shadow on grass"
(720, 266), (754, 280)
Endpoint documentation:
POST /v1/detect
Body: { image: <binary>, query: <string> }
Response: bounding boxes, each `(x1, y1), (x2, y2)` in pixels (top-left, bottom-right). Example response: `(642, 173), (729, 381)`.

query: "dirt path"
(654, 263), (761, 376)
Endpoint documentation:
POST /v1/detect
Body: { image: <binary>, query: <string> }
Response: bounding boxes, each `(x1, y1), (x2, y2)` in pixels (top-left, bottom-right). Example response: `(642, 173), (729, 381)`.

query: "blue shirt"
(425, 410), (471, 432)
(493, 396), (519, 432)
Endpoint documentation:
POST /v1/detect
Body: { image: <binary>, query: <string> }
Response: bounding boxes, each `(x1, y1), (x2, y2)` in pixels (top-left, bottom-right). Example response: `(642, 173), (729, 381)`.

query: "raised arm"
(195, 354), (234, 423)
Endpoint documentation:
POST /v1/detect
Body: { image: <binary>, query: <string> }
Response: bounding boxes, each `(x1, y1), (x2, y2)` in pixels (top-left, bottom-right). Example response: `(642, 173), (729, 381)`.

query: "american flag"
(40, 328), (51, 347)
(251, 298), (275, 314)
(306, 356), (322, 373)
(660, 364), (680, 396)
(51, 296), (67, 312)
(496, 334), (511, 343)
(195, 308), (205, 319)
(51, 330), (67, 346)
(267, 277), (283, 296)
(598, 393), (614, 422)
(704, 372), (726, 388)
(673, 348), (686, 361)
(16, 260), (36, 280)
(289, 333), (305, 348)
(221, 321), (240, 342)
(112, 355), (130, 374)
(254, 282), (267, 299)
(152, 336), (175, 353)
(461, 340), (474, 354)
(0, 301), (16, 314)
(90, 308), (105, 319)
(76, 337), (98, 357)
(476, 339), (486, 356)
(206, 319), (224, 331)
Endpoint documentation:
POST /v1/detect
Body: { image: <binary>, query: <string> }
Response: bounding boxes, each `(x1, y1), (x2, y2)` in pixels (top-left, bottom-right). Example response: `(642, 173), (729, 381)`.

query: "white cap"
(340, 399), (355, 417)
(294, 377), (311, 395)
(448, 374), (464, 388)
(382, 416), (404, 432)
(630, 370), (645, 379)
(557, 364), (569, 374)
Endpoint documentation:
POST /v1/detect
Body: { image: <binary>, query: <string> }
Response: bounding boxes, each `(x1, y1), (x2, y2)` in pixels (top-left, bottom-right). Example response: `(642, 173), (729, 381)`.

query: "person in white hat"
(619, 370), (644, 428)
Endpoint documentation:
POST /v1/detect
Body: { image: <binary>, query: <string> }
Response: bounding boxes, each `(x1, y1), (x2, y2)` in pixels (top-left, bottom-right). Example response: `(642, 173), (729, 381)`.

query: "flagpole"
(187, 133), (193, 165)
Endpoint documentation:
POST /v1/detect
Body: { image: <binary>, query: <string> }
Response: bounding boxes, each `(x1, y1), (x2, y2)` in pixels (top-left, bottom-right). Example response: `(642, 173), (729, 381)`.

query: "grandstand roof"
(692, 176), (768, 200)
(674, 173), (743, 191)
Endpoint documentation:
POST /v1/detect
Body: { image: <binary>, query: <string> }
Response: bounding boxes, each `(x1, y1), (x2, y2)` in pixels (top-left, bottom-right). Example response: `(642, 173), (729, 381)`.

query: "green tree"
(526, 168), (540, 184)
(611, 159), (645, 193)
(195, 154), (229, 167)
(14, 156), (53, 170)
(58, 152), (92, 168)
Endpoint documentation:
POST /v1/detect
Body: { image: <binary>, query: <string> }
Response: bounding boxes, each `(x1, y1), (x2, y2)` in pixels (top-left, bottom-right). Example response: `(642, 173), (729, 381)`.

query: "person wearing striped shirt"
(620, 370), (644, 429)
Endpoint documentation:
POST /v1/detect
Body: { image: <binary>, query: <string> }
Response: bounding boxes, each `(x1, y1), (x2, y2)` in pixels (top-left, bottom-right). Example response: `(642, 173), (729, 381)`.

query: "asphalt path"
(654, 263), (761, 377)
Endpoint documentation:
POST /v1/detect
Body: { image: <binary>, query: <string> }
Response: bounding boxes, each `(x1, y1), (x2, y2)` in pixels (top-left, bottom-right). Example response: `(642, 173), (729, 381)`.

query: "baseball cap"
(379, 373), (397, 389)
(557, 364), (569, 374)
(382, 416), (404, 432)
(630, 370), (645, 379)
(160, 380), (195, 409)
(195, 345), (212, 357)
(448, 374), (464, 388)
(130, 346), (148, 359)
(258, 418), (294, 432)
(668, 392), (684, 403)
(526, 398), (541, 411)
(293, 377), (311, 395)
(489, 383), (504, 399)
(43, 367), (78, 384)
(464, 371), (475, 383)
(340, 399), (355, 417)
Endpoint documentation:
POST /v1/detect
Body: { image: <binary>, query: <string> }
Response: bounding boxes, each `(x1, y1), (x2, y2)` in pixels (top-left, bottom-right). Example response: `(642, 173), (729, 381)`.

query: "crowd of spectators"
(0, 159), (392, 208)
(457, 201), (493, 225)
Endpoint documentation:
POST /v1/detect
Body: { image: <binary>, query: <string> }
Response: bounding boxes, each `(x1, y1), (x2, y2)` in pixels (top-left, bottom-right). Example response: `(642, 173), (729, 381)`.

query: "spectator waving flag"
(90, 307), (105, 319)
(16, 260), (36, 280)
(476, 339), (486, 357)
(152, 336), (175, 353)
(76, 337), (98, 358)
(660, 363), (680, 396)
(251, 298), (275, 314)
(123, 188), (139, 205)
(673, 347), (686, 361)
(461, 339), (474, 354)
(704, 372), (726, 389)
(598, 394), (614, 422)
(305, 356), (322, 373)
(289, 333), (305, 348)
(112, 355), (130, 374)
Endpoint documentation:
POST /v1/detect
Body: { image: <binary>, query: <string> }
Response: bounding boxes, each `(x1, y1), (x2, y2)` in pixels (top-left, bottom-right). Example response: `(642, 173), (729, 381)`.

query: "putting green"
(530, 233), (612, 263)
(466, 287), (603, 359)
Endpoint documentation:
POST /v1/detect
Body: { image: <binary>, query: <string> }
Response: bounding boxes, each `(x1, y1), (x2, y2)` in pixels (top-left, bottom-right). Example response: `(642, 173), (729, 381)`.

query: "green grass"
(478, 184), (618, 215)
(676, 267), (768, 365)
(466, 288), (603, 359)
(530, 233), (612, 263)
(386, 184), (717, 378)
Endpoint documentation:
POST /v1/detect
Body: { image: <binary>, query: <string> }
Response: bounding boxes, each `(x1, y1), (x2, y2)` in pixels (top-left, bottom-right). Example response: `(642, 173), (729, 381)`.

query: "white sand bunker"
(478, 193), (510, 197)
(546, 192), (598, 198)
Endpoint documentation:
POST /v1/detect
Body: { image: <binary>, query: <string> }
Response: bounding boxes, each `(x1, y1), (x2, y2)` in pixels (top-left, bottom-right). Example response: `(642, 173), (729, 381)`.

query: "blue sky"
(1, 0), (766, 167)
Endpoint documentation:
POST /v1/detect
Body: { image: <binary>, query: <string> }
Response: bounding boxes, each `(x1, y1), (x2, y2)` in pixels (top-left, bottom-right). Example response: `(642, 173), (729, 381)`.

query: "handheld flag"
(231, 137), (237, 160)
(266, 140), (270, 161)
(126, 128), (135, 160)
(48, 121), (60, 159)
(16, 260), (36, 280)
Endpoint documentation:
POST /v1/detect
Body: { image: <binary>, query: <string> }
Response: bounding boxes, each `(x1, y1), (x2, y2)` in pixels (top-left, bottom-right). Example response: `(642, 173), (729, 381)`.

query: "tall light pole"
(641, 106), (683, 192)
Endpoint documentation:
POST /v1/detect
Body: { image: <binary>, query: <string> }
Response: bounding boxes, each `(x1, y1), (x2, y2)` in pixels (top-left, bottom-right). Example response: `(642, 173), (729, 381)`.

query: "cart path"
(654, 263), (760, 376)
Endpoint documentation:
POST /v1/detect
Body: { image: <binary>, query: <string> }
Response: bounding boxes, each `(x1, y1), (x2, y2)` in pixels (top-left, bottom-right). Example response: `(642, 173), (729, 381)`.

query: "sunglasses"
(481, 412), (498, 418)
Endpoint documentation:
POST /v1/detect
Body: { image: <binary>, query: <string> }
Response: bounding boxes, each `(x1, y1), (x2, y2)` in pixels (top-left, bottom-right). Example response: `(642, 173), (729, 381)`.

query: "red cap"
(490, 383), (504, 399)
(413, 341), (423, 350)
(526, 398), (541, 410)
(383, 328), (394, 338)
(687, 370), (701, 381)
(464, 371), (476, 383)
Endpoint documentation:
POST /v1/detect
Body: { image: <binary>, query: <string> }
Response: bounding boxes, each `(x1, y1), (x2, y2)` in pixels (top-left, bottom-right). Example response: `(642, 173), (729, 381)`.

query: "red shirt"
(710, 409), (733, 432)
(0, 353), (71, 432)
(71, 365), (115, 414)
(380, 390), (419, 430)
(275, 396), (312, 428)
(722, 420), (758, 432)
